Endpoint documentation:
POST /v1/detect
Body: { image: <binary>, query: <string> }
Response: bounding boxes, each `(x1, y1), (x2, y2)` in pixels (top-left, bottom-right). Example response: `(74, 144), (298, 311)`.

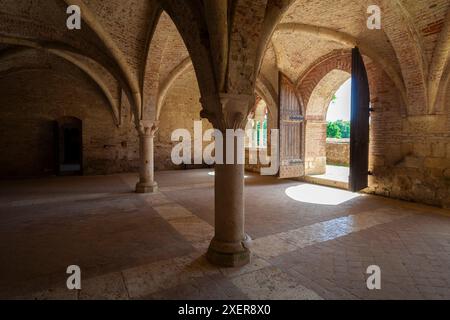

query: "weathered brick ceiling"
(142, 11), (191, 121)
(270, 34), (349, 81)
(81, 0), (155, 89)
(278, 0), (401, 72)
(407, 0), (449, 63)
(149, 0), (450, 115)
(1, 0), (449, 123)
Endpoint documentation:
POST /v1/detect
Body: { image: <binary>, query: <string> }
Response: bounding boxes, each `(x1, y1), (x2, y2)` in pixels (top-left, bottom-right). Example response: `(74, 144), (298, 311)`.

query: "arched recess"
(0, 46), (122, 126)
(156, 58), (193, 121)
(256, 74), (278, 129)
(436, 62), (450, 114)
(141, 10), (193, 122)
(62, 0), (144, 122)
(0, 36), (142, 127)
(158, 1), (222, 122)
(0, 57), (135, 178)
(1, 0), (143, 125)
(306, 70), (350, 120)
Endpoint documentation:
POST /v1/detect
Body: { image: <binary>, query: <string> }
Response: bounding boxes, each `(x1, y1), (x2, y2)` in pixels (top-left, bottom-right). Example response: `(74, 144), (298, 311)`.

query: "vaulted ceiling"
(1, 0), (449, 125)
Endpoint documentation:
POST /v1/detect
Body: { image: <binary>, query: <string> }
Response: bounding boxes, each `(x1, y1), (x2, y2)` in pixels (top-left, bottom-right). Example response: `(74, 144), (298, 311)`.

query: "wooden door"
(349, 47), (370, 192)
(278, 72), (305, 178)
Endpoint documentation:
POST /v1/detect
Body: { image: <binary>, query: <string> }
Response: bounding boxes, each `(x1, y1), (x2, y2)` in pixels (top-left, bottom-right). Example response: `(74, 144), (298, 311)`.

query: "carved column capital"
(200, 93), (255, 131)
(220, 93), (255, 130)
(137, 120), (159, 138)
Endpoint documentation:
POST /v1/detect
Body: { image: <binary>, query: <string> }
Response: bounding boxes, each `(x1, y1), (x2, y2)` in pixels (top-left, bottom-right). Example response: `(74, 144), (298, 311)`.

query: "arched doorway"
(301, 68), (351, 188)
(307, 77), (351, 186)
(56, 117), (83, 176)
(296, 49), (371, 191)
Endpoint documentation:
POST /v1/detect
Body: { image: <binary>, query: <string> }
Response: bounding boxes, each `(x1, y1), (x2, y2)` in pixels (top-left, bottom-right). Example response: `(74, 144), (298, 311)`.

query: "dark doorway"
(56, 117), (83, 176)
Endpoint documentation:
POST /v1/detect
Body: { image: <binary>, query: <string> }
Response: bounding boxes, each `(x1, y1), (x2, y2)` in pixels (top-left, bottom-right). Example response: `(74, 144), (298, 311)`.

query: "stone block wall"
(326, 139), (350, 166)
(304, 121), (327, 175)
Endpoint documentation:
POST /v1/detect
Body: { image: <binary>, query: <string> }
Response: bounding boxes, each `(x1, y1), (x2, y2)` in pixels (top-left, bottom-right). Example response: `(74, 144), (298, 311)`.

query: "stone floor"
(0, 169), (450, 300)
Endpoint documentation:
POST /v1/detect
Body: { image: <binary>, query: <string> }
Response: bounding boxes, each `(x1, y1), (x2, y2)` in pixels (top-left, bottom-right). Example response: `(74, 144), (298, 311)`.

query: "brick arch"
(306, 69), (351, 121)
(297, 52), (352, 114)
(298, 51), (407, 118)
(298, 52), (356, 176)
(300, 59), (351, 175)
(298, 50), (409, 177)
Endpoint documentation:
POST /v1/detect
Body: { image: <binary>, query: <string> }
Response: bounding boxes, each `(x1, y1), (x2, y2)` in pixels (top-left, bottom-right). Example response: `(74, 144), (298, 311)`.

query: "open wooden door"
(278, 72), (305, 179)
(349, 47), (370, 192)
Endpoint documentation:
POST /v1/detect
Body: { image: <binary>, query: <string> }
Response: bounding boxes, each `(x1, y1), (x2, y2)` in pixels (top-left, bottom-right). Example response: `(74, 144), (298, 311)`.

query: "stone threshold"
(302, 175), (349, 190)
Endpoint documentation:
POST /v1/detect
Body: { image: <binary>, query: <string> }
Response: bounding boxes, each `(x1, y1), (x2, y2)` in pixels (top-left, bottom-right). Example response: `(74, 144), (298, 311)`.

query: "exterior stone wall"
(326, 139), (350, 166)
(0, 66), (139, 178)
(304, 121), (327, 175)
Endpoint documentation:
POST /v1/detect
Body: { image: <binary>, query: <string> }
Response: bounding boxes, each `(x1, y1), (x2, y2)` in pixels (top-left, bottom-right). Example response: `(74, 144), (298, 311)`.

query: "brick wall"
(0, 67), (139, 178)
(156, 69), (213, 171)
(367, 68), (450, 208)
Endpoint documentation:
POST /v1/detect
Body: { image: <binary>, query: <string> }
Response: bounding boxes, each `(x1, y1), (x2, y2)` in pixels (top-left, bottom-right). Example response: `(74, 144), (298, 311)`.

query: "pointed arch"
(0, 46), (121, 126)
(62, 0), (142, 122)
(158, 0), (220, 112)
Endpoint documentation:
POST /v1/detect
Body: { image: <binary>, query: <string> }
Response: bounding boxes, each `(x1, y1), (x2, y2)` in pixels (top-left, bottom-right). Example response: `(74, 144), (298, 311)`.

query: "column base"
(206, 236), (252, 267)
(135, 181), (158, 194)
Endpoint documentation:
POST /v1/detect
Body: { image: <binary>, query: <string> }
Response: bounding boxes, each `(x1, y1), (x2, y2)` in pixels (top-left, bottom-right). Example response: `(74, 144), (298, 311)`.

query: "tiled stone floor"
(0, 169), (449, 300)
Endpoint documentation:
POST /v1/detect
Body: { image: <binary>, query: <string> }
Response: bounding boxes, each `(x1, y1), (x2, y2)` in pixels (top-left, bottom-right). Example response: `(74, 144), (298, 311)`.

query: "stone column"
(205, 94), (254, 267)
(136, 122), (158, 193)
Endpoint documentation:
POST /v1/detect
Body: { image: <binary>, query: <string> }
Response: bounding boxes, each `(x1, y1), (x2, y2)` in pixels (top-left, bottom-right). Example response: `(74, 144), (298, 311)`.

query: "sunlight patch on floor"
(285, 184), (360, 205)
